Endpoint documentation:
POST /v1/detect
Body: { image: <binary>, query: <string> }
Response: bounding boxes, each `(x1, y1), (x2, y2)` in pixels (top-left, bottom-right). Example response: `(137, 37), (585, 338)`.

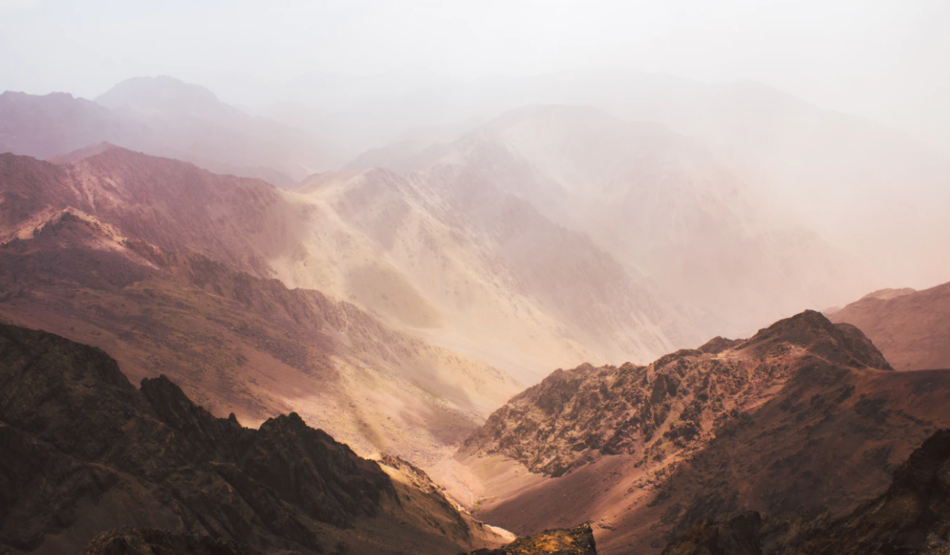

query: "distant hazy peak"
(95, 75), (236, 120)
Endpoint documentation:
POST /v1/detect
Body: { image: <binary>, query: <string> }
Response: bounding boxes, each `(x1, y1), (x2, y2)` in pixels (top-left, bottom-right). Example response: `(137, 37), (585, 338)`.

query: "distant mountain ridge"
(1, 76), (344, 188)
(348, 104), (873, 336)
(830, 280), (950, 371)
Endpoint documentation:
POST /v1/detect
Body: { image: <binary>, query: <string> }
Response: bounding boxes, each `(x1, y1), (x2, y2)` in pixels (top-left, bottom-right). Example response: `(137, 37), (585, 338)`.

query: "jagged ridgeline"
(0, 323), (510, 555)
(462, 310), (891, 476)
(459, 310), (950, 553)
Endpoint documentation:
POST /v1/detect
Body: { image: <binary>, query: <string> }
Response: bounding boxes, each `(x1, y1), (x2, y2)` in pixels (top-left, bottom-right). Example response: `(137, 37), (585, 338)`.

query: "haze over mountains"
(7, 72), (948, 336)
(0, 76), (343, 189)
(280, 69), (950, 286)
(3, 63), (950, 554)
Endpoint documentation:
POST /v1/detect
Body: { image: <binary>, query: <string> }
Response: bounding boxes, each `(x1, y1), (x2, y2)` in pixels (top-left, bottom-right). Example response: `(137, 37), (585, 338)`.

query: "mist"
(5, 2), (950, 553)
(2, 0), (949, 154)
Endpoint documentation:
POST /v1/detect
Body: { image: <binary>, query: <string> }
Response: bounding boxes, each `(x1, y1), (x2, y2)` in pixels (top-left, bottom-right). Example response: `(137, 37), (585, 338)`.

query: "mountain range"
(348, 104), (871, 334)
(279, 69), (950, 292)
(3, 72), (950, 555)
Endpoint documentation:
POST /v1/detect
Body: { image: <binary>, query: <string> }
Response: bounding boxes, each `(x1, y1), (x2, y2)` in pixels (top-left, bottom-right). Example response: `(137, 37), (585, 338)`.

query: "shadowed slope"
(662, 428), (950, 554)
(0, 324), (509, 555)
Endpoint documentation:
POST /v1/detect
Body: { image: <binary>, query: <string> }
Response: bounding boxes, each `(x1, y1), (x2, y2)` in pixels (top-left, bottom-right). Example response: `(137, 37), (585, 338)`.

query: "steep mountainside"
(297, 162), (699, 380)
(84, 528), (252, 555)
(661, 428), (950, 554)
(2, 146), (701, 386)
(454, 311), (950, 554)
(0, 324), (508, 555)
(0, 149), (522, 468)
(321, 69), (950, 291)
(347, 105), (871, 337)
(829, 281), (950, 371)
(782, 428), (950, 555)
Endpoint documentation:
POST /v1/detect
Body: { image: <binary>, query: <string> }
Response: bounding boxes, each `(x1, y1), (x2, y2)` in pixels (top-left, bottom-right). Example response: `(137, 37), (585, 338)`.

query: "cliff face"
(462, 310), (891, 477)
(0, 324), (492, 555)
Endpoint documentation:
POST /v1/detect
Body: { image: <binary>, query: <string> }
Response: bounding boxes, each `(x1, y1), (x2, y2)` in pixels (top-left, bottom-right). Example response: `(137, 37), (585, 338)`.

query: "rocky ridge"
(462, 310), (890, 477)
(0, 323), (500, 554)
(460, 310), (950, 553)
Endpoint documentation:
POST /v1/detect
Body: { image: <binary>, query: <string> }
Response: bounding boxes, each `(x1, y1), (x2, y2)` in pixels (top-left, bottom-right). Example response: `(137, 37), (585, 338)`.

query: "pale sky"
(2, 0), (948, 153)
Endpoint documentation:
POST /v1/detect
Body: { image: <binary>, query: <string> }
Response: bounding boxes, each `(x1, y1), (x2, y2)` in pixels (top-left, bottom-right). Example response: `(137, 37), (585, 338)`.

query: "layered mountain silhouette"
(0, 143), (703, 390)
(349, 105), (871, 335)
(298, 158), (698, 380)
(456, 310), (950, 553)
(1, 77), (342, 187)
(292, 69), (950, 292)
(829, 281), (950, 371)
(0, 147), (522, 467)
(3, 71), (950, 555)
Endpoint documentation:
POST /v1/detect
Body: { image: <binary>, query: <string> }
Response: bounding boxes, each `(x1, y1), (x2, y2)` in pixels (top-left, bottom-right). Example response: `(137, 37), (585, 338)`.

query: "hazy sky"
(2, 0), (948, 153)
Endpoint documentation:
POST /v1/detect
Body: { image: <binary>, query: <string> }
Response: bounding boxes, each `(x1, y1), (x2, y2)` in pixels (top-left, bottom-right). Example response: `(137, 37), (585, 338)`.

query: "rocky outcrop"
(461, 310), (950, 553)
(743, 309), (891, 370)
(462, 311), (891, 477)
(466, 523), (597, 555)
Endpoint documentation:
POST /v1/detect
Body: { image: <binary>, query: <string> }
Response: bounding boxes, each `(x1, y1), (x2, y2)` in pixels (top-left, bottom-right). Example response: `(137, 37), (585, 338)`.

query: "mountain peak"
(742, 309), (892, 369)
(95, 75), (233, 121)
